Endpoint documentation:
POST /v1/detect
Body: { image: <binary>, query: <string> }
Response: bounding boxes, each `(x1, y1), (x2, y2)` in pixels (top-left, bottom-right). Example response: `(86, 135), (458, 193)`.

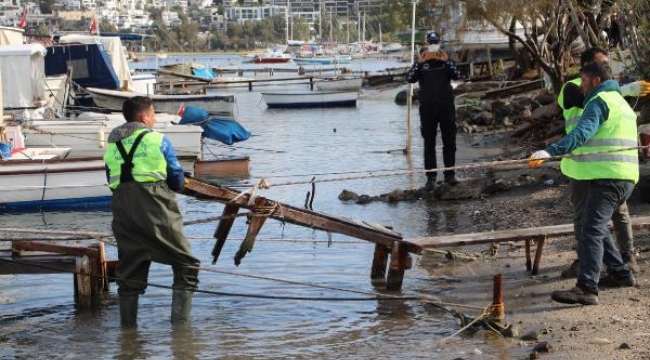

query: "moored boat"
(85, 87), (236, 117)
(24, 113), (204, 158)
(261, 91), (358, 108)
(0, 148), (111, 212)
(314, 77), (363, 92)
(293, 55), (352, 65)
(252, 54), (292, 64)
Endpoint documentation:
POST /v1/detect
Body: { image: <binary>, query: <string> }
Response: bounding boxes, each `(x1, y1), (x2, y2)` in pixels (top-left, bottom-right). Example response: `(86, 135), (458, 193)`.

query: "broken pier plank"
(409, 216), (650, 275)
(183, 178), (415, 291)
(184, 179), (406, 248)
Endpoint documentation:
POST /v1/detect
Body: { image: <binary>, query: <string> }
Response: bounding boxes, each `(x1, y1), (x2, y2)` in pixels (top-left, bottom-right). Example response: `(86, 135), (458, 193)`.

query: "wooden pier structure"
(182, 178), (417, 291)
(4, 177), (650, 307)
(0, 240), (111, 309)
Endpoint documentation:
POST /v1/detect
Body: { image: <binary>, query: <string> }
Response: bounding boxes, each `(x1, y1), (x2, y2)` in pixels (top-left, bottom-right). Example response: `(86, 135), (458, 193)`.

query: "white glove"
(528, 150), (551, 168)
(620, 81), (650, 97)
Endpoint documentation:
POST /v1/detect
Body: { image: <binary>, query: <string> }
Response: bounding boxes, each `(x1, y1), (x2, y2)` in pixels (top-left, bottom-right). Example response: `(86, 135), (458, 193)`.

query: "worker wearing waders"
(556, 47), (650, 277)
(529, 61), (638, 305)
(406, 31), (462, 190)
(104, 96), (199, 327)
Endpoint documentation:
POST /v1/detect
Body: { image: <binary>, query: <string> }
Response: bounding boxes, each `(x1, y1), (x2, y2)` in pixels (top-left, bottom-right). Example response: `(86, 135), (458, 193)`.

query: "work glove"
(528, 150), (551, 168)
(620, 80), (650, 97)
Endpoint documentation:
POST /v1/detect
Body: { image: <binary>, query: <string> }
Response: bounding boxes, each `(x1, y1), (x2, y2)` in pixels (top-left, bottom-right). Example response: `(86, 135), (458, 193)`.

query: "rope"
(438, 304), (493, 344)
(232, 145), (650, 189)
(0, 257), (481, 310)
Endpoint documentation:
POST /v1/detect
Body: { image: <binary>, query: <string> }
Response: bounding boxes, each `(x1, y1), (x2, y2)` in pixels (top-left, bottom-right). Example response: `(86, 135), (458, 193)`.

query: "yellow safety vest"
(560, 91), (639, 183)
(104, 129), (168, 189)
(558, 77), (583, 134)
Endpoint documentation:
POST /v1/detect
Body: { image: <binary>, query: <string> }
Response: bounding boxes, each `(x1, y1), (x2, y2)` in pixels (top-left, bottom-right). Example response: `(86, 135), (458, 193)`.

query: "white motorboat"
(23, 112), (203, 158)
(0, 147), (111, 212)
(261, 91), (358, 108)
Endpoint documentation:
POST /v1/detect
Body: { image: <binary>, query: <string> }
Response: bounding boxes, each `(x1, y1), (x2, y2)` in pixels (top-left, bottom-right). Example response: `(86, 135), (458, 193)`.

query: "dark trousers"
(577, 180), (634, 294)
(571, 179), (634, 256)
(419, 100), (457, 180)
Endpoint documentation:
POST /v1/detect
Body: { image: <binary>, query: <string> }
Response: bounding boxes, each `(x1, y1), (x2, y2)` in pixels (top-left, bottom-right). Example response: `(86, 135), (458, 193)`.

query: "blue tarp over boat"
(45, 43), (120, 90)
(179, 106), (251, 145)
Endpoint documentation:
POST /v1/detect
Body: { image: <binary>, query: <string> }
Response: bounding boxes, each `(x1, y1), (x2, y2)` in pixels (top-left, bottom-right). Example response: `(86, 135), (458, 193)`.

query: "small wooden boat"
(194, 154), (250, 179)
(0, 148), (111, 212)
(261, 91), (358, 108)
(85, 87), (236, 117)
(314, 77), (363, 92)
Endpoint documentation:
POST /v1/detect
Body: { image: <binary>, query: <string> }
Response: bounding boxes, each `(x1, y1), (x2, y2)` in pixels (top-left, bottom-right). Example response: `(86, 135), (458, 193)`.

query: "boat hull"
(253, 57), (291, 64)
(314, 77), (363, 92)
(194, 155), (250, 179)
(86, 87), (236, 117)
(0, 158), (111, 212)
(25, 115), (203, 159)
(261, 91), (358, 108)
(293, 56), (352, 65)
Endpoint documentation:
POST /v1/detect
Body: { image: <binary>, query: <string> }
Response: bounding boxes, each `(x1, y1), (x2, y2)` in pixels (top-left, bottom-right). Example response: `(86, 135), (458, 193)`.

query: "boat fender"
(98, 123), (106, 148)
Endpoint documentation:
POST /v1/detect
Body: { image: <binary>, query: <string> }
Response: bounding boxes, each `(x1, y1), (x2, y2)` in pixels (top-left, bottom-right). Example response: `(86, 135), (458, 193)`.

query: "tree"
(462, 0), (619, 92)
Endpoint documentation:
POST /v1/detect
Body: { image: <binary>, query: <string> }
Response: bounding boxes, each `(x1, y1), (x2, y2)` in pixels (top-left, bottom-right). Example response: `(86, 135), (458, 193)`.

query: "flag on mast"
(89, 15), (97, 34)
(18, 6), (27, 29)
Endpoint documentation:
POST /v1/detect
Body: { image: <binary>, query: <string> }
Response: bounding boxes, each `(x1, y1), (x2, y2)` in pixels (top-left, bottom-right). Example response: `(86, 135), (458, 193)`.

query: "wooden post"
(532, 237), (545, 275)
(486, 46), (493, 77)
(386, 242), (408, 291)
(491, 274), (505, 321)
(370, 243), (390, 287)
(74, 255), (92, 309)
(525, 239), (532, 271)
(211, 203), (241, 264)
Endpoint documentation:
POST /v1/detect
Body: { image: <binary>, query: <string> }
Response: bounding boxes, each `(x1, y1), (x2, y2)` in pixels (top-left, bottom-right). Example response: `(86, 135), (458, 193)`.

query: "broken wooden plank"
(234, 202), (268, 266)
(184, 178), (405, 248)
(211, 203), (241, 264)
(409, 216), (650, 253)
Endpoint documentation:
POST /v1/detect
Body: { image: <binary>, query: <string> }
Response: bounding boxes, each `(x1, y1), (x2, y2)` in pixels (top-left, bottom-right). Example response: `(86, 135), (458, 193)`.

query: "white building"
(225, 4), (287, 24)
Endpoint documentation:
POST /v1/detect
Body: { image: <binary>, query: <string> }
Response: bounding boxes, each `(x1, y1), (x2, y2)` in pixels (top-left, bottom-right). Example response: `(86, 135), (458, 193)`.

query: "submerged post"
(491, 274), (504, 321)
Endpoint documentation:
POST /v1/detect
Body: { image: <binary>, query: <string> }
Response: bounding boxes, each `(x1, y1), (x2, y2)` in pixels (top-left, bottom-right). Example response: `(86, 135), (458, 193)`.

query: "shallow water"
(0, 55), (518, 359)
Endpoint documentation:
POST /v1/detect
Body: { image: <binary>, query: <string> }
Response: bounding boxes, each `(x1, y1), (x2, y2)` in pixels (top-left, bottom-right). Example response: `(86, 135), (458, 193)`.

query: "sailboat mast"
(285, 6), (289, 43)
(329, 7), (332, 43)
(362, 13), (365, 43)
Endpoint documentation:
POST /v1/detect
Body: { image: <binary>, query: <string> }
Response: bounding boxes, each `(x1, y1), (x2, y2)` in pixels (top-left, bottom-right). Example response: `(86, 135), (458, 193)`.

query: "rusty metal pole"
(491, 274), (504, 321)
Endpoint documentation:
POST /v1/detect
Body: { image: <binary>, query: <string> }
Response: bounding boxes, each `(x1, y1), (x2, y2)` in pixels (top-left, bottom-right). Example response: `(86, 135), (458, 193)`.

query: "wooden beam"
(481, 79), (544, 100)
(184, 179), (404, 248)
(410, 216), (650, 251)
(211, 203), (241, 264)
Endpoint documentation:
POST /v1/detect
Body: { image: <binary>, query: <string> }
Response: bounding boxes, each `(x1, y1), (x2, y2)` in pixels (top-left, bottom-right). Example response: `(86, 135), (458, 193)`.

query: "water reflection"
(117, 328), (145, 360)
(425, 202), (461, 234)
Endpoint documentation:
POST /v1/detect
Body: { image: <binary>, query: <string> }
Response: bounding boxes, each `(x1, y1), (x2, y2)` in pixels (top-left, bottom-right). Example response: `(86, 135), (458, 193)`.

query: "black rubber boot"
(171, 290), (193, 326)
(120, 295), (139, 328)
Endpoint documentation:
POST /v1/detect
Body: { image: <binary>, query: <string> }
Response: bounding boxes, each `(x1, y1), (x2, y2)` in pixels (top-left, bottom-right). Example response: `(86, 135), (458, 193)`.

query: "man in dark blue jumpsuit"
(406, 31), (462, 189)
